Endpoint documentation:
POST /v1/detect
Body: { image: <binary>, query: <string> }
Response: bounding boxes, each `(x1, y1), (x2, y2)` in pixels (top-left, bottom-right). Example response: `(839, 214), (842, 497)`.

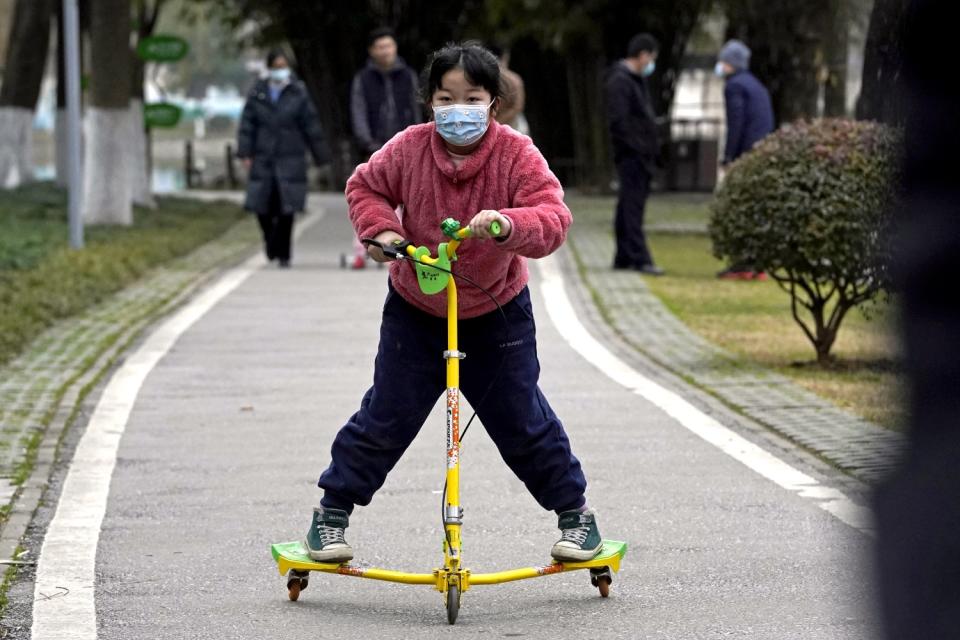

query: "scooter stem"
(443, 275), (464, 574)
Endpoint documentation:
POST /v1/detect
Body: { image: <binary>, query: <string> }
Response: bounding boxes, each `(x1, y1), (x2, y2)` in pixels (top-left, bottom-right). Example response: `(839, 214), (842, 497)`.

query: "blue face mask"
(433, 101), (493, 147)
(269, 68), (291, 84)
(714, 62), (727, 78)
(641, 61), (656, 77)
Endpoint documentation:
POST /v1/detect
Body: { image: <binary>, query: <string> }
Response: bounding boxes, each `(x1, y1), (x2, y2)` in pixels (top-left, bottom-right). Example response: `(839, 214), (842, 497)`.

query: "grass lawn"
(0, 183), (247, 368)
(566, 192), (905, 430)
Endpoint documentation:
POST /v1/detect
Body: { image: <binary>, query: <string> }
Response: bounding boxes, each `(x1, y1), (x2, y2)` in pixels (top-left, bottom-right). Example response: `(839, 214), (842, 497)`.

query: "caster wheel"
(590, 567), (613, 598)
(339, 253), (347, 269)
(286, 569), (309, 601)
(596, 575), (611, 597)
(446, 584), (460, 625)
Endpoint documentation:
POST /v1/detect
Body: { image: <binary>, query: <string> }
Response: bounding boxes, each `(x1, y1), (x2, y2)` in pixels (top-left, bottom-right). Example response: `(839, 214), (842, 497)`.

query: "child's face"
(431, 69), (492, 109)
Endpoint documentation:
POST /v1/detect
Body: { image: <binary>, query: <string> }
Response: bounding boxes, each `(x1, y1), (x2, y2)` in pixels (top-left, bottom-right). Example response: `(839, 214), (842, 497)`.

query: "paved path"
(0, 204), (257, 565)
(11, 194), (874, 639)
(566, 206), (903, 482)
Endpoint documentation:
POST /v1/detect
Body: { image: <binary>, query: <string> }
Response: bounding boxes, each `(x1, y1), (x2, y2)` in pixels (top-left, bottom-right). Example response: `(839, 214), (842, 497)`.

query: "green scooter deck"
(272, 539), (628, 577)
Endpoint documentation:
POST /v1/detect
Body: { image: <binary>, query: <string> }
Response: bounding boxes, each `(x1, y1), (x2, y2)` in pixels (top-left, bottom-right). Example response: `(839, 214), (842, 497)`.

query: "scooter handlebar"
(360, 219), (501, 262)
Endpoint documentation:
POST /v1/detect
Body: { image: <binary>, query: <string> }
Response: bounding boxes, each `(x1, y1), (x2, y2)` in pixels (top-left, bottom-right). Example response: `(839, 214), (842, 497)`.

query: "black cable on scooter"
(360, 238), (533, 531)
(393, 255), (513, 532)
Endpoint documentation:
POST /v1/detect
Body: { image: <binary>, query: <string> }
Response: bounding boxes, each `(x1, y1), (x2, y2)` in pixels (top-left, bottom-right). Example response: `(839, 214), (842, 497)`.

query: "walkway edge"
(29, 210), (321, 639)
(535, 254), (874, 537)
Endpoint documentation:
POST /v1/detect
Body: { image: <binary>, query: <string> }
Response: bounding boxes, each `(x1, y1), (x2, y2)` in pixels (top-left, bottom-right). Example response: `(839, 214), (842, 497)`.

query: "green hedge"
(709, 119), (901, 363)
(0, 184), (245, 367)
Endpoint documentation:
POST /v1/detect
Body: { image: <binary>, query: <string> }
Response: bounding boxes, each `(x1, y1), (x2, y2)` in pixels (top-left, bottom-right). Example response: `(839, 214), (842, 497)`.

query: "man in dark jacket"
(715, 39), (775, 279)
(605, 33), (664, 276)
(350, 27), (422, 156)
(347, 27), (422, 269)
(237, 50), (329, 268)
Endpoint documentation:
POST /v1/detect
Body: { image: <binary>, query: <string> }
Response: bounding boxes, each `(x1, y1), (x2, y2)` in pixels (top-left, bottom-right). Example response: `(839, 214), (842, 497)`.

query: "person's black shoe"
(635, 264), (665, 276)
(278, 259), (291, 269)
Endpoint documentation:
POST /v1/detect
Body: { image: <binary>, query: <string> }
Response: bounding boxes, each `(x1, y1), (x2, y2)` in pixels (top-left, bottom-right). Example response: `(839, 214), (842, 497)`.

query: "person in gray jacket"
(347, 28), (422, 269)
(350, 27), (422, 156)
(237, 50), (329, 267)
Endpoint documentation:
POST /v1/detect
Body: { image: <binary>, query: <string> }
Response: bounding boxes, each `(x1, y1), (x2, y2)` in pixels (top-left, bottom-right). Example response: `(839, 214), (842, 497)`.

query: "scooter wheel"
(590, 567), (613, 598)
(287, 570), (309, 601)
(596, 575), (611, 597)
(446, 584), (460, 625)
(287, 580), (301, 601)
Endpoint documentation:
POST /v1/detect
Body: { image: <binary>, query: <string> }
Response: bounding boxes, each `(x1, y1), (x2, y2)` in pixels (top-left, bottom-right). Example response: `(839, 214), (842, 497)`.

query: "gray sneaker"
(304, 507), (353, 563)
(551, 509), (603, 562)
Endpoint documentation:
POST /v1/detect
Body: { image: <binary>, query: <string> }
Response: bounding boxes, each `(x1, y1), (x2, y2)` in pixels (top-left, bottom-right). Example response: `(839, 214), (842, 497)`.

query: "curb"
(0, 207), (259, 574)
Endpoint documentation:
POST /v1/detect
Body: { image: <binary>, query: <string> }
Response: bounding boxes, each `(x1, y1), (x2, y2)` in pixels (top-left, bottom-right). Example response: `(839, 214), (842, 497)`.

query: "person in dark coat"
(714, 39), (775, 280)
(605, 33), (664, 276)
(716, 40), (774, 166)
(237, 49), (329, 268)
(347, 27), (423, 269)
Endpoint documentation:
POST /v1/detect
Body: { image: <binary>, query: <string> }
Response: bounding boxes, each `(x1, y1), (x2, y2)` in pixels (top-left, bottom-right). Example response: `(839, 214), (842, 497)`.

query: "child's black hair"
(421, 41), (503, 104)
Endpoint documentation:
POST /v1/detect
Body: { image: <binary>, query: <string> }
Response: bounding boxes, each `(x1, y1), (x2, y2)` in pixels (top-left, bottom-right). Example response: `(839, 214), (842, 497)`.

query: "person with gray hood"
(716, 39), (774, 166)
(715, 39), (774, 280)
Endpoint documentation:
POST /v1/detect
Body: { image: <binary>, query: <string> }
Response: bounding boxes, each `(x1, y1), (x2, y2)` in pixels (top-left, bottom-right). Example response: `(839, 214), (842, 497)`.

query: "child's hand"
(368, 230), (405, 262)
(468, 210), (512, 240)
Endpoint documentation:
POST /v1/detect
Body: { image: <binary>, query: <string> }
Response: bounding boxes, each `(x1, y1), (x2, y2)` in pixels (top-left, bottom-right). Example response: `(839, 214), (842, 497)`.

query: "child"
(306, 42), (602, 564)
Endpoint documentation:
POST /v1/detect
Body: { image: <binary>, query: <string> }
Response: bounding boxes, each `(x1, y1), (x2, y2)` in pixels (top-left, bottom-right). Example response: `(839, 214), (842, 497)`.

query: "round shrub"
(709, 118), (901, 362)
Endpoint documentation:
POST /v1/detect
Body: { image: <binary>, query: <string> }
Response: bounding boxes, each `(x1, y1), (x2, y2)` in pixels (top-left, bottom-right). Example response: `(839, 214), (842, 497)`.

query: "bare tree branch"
(789, 279), (818, 348)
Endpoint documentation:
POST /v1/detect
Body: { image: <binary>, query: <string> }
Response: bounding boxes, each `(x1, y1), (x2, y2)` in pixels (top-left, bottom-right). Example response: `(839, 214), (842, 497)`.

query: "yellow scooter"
(271, 218), (627, 624)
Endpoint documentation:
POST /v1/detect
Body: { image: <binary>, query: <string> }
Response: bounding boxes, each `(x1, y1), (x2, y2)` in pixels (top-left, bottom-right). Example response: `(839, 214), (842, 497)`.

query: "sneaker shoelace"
(316, 523), (346, 546)
(560, 523), (591, 546)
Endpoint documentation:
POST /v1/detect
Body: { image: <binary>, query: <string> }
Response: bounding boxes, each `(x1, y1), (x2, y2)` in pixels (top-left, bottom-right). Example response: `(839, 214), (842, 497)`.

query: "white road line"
(32, 210), (322, 640)
(535, 255), (874, 536)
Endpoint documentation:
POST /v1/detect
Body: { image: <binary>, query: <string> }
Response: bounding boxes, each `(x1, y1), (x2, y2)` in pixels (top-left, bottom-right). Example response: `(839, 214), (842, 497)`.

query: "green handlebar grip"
(489, 220), (502, 237)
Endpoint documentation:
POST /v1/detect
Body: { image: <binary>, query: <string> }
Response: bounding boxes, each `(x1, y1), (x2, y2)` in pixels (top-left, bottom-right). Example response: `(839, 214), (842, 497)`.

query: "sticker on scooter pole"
(446, 387), (460, 468)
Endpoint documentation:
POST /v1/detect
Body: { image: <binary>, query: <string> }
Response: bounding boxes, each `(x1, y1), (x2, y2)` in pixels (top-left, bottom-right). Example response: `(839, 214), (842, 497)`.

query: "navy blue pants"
(613, 155), (655, 268)
(318, 285), (587, 515)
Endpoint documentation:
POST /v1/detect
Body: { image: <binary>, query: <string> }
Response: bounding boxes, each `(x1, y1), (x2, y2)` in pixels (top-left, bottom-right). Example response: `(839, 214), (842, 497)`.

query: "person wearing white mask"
(237, 49), (330, 267)
(713, 39), (775, 280)
(604, 33), (664, 276)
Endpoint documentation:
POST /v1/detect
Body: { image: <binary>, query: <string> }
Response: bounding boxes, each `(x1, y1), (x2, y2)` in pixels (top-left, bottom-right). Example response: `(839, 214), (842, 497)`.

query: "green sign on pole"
(137, 34), (189, 62)
(144, 103), (183, 128)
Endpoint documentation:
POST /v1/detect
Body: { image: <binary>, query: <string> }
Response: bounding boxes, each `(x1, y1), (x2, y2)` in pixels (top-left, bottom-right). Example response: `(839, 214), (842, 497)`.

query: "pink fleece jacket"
(345, 119), (572, 318)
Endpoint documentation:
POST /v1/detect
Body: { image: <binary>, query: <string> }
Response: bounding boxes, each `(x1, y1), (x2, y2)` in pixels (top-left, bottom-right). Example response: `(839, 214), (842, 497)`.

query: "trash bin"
(667, 138), (719, 191)
(661, 119), (721, 192)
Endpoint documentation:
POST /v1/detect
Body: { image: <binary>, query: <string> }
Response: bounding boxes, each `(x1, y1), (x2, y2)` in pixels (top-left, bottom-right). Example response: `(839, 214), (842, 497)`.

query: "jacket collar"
(429, 118), (502, 182)
(366, 56), (408, 75)
(253, 78), (299, 102)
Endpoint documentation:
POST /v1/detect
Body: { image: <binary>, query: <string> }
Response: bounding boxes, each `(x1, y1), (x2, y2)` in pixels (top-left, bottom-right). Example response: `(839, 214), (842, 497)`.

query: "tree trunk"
(0, 0), (54, 188)
(855, 0), (907, 124)
(822, 0), (849, 117)
(82, 0), (132, 225)
(128, 48), (153, 207)
(725, 0), (829, 124)
(128, 98), (154, 207)
(128, 0), (162, 208)
(565, 49), (611, 191)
